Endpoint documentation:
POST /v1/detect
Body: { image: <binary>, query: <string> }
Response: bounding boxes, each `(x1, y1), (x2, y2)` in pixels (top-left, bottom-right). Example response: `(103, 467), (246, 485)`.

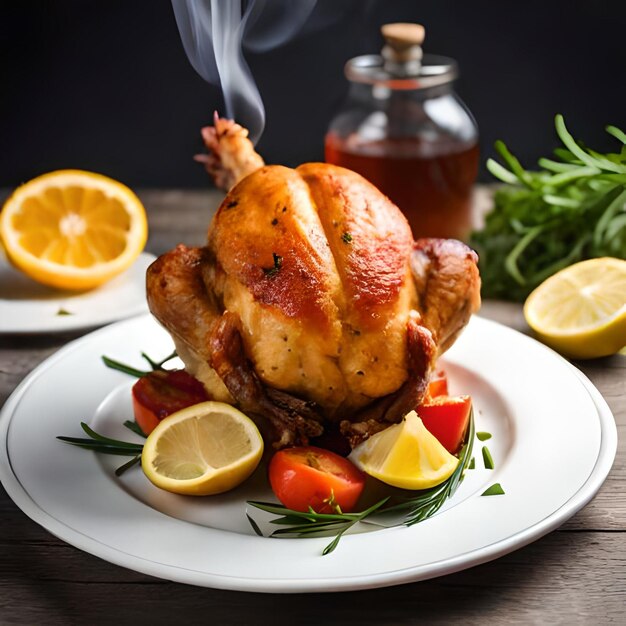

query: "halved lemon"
(141, 402), (264, 496)
(0, 170), (147, 290)
(349, 410), (459, 490)
(524, 257), (626, 359)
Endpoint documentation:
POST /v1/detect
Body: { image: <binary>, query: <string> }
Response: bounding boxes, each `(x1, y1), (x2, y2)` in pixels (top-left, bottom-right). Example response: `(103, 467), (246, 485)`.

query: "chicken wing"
(411, 238), (481, 355)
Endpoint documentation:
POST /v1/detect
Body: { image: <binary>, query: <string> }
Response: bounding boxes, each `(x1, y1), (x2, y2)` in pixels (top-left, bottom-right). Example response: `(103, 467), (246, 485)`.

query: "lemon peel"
(524, 257), (626, 359)
(141, 401), (263, 496)
(0, 170), (147, 290)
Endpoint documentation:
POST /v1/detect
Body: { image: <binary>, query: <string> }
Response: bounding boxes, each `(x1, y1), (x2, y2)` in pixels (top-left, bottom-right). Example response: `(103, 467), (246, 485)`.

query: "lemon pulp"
(0, 170), (147, 290)
(524, 257), (626, 358)
(141, 401), (264, 496)
(349, 410), (459, 490)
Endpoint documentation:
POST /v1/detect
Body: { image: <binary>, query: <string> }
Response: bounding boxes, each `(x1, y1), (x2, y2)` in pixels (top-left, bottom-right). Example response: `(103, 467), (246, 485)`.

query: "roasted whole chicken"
(147, 116), (481, 449)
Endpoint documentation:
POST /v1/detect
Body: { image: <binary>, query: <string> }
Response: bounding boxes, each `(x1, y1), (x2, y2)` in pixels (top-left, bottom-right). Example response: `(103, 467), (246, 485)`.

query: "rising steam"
(172, 0), (316, 143)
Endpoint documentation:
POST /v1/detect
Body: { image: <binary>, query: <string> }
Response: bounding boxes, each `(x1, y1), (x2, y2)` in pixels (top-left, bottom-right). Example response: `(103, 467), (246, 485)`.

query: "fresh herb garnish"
(482, 445), (495, 470)
(247, 497), (390, 556)
(101, 350), (177, 378)
(56, 307), (73, 316)
(114, 455), (142, 476)
(59, 351), (172, 473)
(140, 350), (177, 371)
(481, 483), (505, 496)
(57, 422), (144, 476)
(477, 431), (492, 441)
(263, 253), (283, 277)
(101, 356), (149, 378)
(124, 419), (147, 438)
(246, 514), (264, 537)
(341, 232), (353, 244)
(248, 410), (475, 554)
(470, 115), (626, 301)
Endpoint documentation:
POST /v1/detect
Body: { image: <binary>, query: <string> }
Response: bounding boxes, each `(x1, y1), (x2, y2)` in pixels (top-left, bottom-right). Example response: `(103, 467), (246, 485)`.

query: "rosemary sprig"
(141, 350), (178, 371)
(248, 497), (391, 555)
(248, 411), (475, 554)
(60, 350), (173, 474)
(124, 419), (147, 438)
(57, 422), (144, 476)
(101, 356), (148, 378)
(114, 455), (142, 476)
(101, 350), (178, 378)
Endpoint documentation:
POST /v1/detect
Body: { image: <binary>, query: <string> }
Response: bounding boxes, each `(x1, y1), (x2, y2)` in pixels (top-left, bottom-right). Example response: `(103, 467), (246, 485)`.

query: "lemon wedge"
(524, 257), (626, 359)
(0, 170), (147, 290)
(141, 402), (264, 496)
(349, 410), (459, 490)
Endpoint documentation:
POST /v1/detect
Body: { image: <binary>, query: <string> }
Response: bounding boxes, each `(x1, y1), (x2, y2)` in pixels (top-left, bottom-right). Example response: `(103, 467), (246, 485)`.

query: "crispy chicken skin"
(206, 163), (416, 416)
(146, 117), (481, 448)
(411, 238), (481, 356)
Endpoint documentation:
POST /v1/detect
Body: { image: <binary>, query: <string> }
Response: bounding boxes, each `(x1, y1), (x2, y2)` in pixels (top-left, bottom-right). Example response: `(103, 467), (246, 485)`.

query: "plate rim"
(0, 314), (618, 593)
(0, 252), (156, 335)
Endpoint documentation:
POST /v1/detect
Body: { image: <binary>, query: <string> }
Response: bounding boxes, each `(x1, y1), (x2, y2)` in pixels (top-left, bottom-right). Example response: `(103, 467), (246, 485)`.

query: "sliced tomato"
(131, 370), (209, 435)
(426, 370), (449, 400)
(417, 395), (472, 454)
(269, 446), (366, 513)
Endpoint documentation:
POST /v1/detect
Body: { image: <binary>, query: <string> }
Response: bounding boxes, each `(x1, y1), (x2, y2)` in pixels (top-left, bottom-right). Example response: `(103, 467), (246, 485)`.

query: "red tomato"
(269, 446), (366, 513)
(426, 370), (449, 400)
(418, 395), (472, 453)
(131, 370), (209, 435)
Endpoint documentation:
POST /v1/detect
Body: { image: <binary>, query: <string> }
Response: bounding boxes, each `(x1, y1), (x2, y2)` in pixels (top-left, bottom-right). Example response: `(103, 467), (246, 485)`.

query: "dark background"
(2, 0), (625, 189)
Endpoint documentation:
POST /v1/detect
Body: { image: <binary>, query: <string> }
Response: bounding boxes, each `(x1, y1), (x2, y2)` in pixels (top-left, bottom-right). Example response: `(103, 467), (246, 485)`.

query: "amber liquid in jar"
(325, 134), (479, 240)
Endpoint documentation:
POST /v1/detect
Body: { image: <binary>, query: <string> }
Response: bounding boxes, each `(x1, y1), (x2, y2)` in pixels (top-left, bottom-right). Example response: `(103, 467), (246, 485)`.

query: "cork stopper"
(381, 23), (425, 76)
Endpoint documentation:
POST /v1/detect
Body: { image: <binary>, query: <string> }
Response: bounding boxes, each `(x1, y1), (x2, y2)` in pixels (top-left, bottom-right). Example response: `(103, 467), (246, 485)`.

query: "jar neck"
(348, 80), (456, 106)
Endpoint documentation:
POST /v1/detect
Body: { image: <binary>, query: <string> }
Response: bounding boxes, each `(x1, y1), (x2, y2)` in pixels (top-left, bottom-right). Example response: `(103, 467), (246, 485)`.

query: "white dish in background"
(0, 315), (617, 592)
(0, 251), (156, 333)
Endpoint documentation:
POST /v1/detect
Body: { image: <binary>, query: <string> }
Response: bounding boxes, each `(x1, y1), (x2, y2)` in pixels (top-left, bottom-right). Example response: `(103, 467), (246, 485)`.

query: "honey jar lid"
(381, 23), (425, 76)
(345, 22), (457, 89)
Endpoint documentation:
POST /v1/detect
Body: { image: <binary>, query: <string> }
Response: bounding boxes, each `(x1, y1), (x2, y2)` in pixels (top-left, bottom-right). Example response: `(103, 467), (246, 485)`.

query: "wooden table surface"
(1, 189), (624, 624)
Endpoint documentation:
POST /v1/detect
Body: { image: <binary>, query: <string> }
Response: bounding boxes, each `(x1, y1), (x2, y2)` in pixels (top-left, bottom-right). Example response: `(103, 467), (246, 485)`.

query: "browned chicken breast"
(147, 117), (480, 449)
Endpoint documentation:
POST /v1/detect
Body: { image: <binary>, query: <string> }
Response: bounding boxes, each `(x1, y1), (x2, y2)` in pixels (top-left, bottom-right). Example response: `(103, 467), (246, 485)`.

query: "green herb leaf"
(102, 355), (148, 378)
(246, 514), (264, 537)
(124, 420), (147, 438)
(481, 483), (505, 496)
(79, 422), (142, 448)
(115, 455), (142, 476)
(341, 232), (353, 244)
(102, 351), (178, 378)
(56, 307), (73, 316)
(141, 350), (177, 371)
(263, 253), (283, 277)
(476, 431), (492, 441)
(482, 445), (495, 470)
(57, 422), (144, 466)
(470, 116), (626, 301)
(56, 438), (143, 455)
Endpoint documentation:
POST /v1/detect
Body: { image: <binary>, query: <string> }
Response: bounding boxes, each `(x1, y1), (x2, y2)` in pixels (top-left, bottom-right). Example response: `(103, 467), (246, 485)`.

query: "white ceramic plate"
(0, 315), (617, 592)
(0, 251), (156, 334)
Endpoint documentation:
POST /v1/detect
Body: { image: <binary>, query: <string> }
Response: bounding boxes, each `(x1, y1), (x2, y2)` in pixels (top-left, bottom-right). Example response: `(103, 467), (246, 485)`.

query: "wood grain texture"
(0, 188), (624, 624)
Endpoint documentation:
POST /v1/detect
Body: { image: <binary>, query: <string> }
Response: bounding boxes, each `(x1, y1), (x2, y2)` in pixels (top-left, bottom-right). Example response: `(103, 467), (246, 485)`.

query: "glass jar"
(325, 23), (479, 240)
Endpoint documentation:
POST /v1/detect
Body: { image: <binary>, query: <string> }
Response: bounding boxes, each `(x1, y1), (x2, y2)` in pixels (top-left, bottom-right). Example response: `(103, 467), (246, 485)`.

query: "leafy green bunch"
(470, 115), (626, 301)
